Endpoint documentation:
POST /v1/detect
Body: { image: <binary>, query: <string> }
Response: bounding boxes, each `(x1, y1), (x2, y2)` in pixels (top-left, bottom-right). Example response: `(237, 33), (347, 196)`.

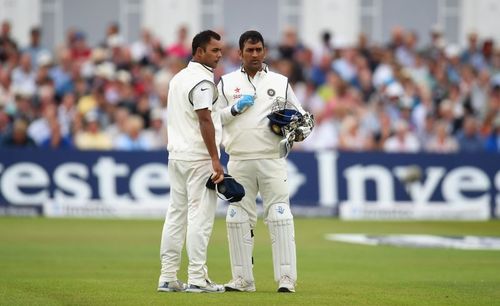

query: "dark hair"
(191, 30), (221, 56)
(239, 30), (265, 50)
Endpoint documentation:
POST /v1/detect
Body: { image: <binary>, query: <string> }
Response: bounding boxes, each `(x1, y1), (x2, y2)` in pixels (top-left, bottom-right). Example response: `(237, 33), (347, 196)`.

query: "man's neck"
(243, 66), (260, 78)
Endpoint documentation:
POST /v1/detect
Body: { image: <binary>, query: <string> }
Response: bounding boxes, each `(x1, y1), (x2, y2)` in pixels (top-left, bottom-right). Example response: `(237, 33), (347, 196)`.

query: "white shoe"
(186, 279), (225, 293)
(157, 280), (187, 292)
(277, 276), (295, 293)
(224, 277), (256, 292)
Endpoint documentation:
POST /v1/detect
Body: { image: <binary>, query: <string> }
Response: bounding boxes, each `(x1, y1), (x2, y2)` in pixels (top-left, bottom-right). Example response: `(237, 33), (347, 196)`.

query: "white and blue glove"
(231, 95), (254, 115)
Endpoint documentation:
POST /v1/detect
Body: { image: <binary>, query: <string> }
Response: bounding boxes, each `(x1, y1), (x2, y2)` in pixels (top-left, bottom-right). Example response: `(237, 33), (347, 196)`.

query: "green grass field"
(1, 217), (499, 305)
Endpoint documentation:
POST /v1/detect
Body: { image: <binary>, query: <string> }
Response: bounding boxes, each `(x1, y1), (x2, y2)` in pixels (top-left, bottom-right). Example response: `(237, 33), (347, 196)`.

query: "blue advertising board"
(0, 149), (498, 219)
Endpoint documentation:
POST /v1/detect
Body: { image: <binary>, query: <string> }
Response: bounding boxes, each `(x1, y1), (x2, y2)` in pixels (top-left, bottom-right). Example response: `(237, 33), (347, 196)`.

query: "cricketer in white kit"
(158, 30), (225, 294)
(217, 30), (311, 293)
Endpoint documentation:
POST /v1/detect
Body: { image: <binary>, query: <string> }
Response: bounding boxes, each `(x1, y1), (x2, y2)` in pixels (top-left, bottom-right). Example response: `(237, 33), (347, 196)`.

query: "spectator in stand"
(74, 111), (112, 150)
(485, 117), (500, 153)
(310, 53), (332, 87)
(2, 118), (36, 148)
(11, 53), (36, 97)
(278, 26), (302, 60)
(106, 106), (130, 143)
(39, 118), (73, 149)
(277, 26), (304, 84)
(313, 31), (334, 66)
(114, 115), (151, 150)
(0, 66), (14, 109)
(70, 31), (91, 62)
(58, 92), (77, 136)
(0, 21), (18, 65)
(166, 25), (191, 61)
(422, 24), (444, 61)
(461, 32), (486, 71)
(27, 102), (57, 145)
(470, 69), (490, 120)
(134, 94), (152, 128)
(456, 115), (485, 152)
(332, 46), (358, 84)
(338, 115), (374, 151)
(50, 48), (74, 97)
(102, 22), (123, 49)
(395, 30), (417, 67)
(387, 26), (405, 51)
(383, 120), (420, 153)
(425, 120), (458, 153)
(373, 111), (393, 150)
(131, 28), (155, 64)
(0, 109), (11, 144)
(143, 108), (168, 150)
(12, 92), (36, 122)
(23, 27), (50, 69)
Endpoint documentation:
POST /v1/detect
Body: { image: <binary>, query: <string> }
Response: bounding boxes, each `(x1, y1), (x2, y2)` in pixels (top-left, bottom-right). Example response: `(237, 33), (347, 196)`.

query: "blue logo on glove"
(230, 209), (236, 217)
(277, 206), (285, 214)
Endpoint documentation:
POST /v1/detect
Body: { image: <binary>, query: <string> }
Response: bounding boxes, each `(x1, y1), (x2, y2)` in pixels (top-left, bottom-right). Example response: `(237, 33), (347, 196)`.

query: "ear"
(195, 46), (204, 57)
(238, 49), (242, 60)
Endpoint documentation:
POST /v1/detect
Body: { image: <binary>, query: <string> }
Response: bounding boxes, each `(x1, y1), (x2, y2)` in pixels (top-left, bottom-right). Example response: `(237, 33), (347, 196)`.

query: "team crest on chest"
(267, 88), (276, 97)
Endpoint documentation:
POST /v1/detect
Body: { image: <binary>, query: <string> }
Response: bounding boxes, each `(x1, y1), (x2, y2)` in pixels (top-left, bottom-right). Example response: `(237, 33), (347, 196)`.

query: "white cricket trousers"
(228, 158), (289, 226)
(159, 159), (218, 287)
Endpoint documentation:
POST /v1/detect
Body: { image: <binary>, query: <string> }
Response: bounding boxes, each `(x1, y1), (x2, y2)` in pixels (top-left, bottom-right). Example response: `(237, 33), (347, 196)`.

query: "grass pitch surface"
(0, 217), (499, 305)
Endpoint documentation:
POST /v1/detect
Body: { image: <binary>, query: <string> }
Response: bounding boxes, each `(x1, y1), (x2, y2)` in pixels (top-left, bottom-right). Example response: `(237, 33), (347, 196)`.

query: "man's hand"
(211, 159), (224, 184)
(231, 95), (254, 115)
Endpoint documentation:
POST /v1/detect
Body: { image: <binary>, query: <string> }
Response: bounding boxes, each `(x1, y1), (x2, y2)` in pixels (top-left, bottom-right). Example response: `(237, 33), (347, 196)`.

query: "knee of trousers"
(226, 205), (250, 223)
(266, 203), (293, 222)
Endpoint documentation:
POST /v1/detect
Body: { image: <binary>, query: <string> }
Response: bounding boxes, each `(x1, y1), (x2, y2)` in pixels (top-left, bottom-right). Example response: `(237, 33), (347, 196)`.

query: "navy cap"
(206, 174), (245, 203)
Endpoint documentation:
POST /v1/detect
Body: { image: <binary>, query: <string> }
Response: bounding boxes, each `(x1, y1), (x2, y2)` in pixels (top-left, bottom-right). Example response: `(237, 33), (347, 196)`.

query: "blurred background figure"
(166, 25), (190, 61)
(113, 115), (151, 150)
(143, 108), (167, 150)
(383, 120), (420, 153)
(456, 115), (485, 153)
(485, 117), (500, 153)
(2, 118), (36, 147)
(425, 120), (458, 153)
(74, 111), (112, 150)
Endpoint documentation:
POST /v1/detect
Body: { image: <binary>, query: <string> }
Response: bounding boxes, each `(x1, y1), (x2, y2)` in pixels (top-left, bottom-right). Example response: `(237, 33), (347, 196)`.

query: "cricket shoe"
(277, 275), (295, 293)
(185, 279), (225, 293)
(157, 280), (187, 292)
(224, 277), (256, 292)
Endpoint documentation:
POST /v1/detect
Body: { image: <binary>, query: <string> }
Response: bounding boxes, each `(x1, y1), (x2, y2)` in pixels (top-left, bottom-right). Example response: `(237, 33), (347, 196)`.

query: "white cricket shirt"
(167, 61), (221, 161)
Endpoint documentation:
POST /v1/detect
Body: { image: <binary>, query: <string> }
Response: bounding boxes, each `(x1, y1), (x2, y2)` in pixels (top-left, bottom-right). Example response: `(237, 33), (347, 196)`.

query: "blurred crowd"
(0, 21), (499, 153)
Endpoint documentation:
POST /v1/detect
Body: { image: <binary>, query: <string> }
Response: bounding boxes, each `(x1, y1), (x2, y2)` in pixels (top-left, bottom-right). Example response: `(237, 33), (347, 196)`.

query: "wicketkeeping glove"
(231, 95), (254, 115)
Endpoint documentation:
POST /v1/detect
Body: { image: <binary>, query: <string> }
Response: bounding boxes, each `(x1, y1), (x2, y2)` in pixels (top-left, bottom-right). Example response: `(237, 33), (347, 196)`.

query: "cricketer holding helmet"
(158, 30), (225, 293)
(217, 30), (312, 293)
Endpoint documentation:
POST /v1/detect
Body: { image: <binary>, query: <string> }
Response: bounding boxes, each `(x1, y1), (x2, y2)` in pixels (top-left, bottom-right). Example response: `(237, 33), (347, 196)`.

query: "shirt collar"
(189, 61), (214, 73)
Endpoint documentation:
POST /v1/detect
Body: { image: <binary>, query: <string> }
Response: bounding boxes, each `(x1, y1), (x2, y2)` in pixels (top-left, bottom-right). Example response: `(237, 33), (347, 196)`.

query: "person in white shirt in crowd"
(57, 92), (77, 136)
(338, 115), (374, 151)
(383, 119), (420, 153)
(11, 53), (36, 96)
(425, 120), (458, 153)
(27, 102), (57, 145)
(157, 30), (225, 294)
(217, 30), (313, 293)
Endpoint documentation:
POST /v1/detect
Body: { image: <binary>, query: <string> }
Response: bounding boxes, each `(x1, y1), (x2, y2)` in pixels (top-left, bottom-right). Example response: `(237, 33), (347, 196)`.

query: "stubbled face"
(240, 40), (266, 75)
(199, 38), (223, 69)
